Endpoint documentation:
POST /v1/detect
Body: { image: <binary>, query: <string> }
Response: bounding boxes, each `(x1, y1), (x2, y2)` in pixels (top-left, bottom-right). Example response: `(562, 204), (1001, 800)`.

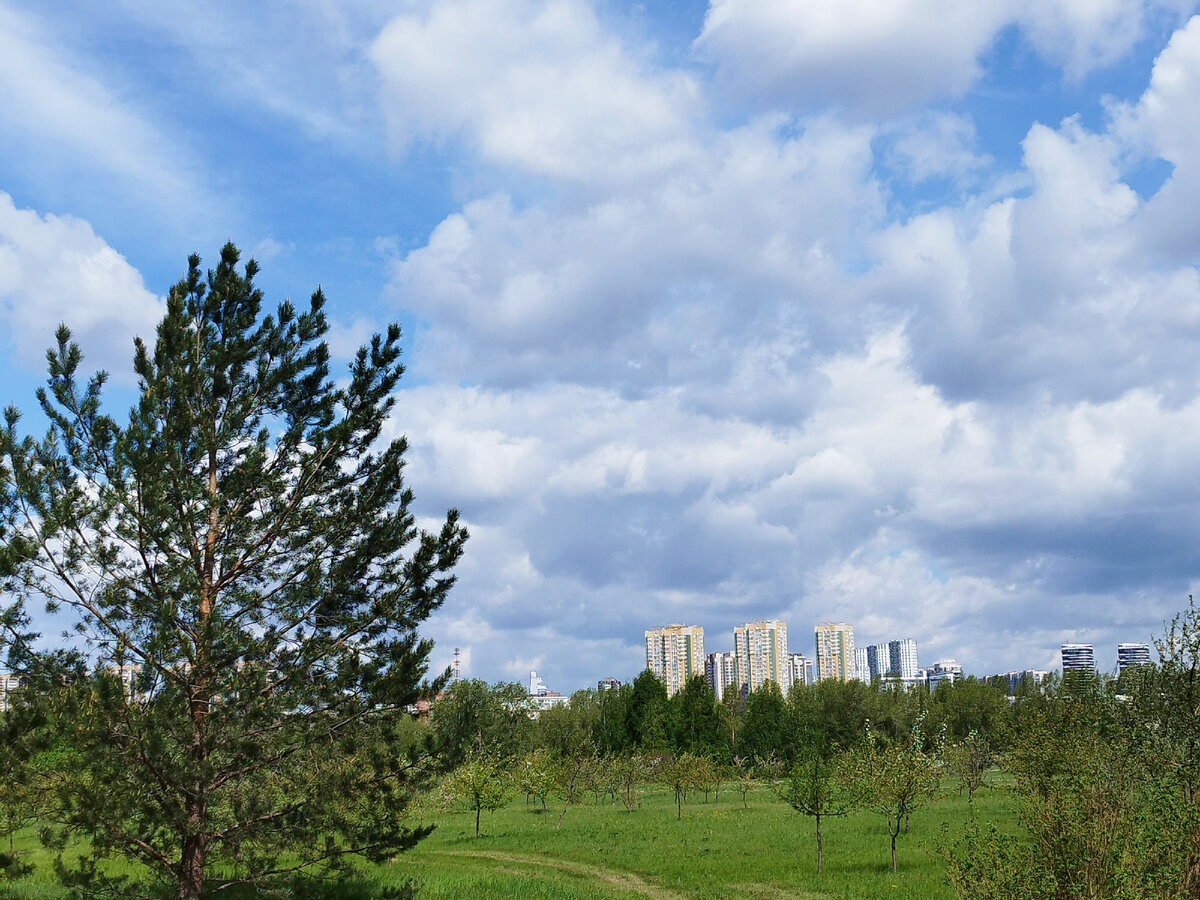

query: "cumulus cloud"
(368, 9), (1200, 688)
(0, 193), (164, 375)
(387, 115), (882, 399)
(1113, 15), (1200, 262)
(694, 0), (1196, 115)
(695, 0), (1008, 113)
(370, 0), (701, 184)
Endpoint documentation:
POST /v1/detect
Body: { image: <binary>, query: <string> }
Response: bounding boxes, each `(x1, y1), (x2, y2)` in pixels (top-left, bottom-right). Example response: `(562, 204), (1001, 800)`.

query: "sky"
(3, 0), (1200, 691)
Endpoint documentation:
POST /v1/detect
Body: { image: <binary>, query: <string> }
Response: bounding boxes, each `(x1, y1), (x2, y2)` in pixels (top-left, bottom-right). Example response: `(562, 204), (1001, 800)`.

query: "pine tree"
(0, 244), (467, 899)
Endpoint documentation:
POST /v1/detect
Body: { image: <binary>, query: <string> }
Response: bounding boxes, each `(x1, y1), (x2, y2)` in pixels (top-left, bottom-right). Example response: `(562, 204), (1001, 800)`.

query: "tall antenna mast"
(453, 647), (461, 682)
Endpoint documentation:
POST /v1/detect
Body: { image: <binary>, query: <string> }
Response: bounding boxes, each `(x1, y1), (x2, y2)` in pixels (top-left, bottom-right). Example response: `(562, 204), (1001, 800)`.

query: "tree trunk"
(891, 828), (898, 873)
(179, 829), (207, 900)
(475, 805), (481, 838)
(816, 811), (823, 875)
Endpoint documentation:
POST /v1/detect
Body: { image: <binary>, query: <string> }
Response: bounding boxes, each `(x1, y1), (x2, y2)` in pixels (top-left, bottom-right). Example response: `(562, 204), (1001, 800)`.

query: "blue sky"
(3, 0), (1200, 691)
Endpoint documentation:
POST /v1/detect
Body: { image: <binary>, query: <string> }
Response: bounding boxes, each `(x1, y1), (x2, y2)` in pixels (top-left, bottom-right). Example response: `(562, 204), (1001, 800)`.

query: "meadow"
(0, 780), (1014, 899)
(392, 780), (1013, 899)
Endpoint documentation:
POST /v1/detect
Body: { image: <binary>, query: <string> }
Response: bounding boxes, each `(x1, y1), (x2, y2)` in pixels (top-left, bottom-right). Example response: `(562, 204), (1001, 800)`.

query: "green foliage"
(670, 675), (722, 758)
(737, 681), (789, 762)
(842, 720), (941, 873)
(928, 678), (1011, 746)
(776, 746), (851, 873)
(0, 245), (466, 899)
(944, 731), (992, 802)
(431, 680), (531, 768)
(443, 755), (512, 838)
(624, 671), (670, 751)
(514, 748), (555, 812)
(941, 598), (1200, 899)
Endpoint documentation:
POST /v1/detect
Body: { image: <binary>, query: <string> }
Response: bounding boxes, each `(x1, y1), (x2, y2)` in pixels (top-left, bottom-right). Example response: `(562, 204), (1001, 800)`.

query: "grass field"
(0, 781), (1016, 898)
(390, 780), (1014, 899)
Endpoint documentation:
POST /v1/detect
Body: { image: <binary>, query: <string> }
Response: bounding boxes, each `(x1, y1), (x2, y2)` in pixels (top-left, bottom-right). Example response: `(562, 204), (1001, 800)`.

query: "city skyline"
(2, 2), (1198, 693)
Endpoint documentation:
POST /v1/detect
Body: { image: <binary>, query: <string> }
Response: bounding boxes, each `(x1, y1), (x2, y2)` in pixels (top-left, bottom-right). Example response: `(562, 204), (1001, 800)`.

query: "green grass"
(0, 781), (1017, 899)
(391, 781), (1017, 899)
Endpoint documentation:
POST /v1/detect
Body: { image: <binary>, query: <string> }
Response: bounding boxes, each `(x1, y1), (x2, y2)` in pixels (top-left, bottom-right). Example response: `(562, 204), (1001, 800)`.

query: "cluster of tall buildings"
(1061, 641), (1152, 674)
(644, 620), (948, 699)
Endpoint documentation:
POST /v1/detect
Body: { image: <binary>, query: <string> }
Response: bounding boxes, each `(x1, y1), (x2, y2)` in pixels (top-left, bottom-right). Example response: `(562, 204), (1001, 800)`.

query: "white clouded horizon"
(3, 0), (1200, 691)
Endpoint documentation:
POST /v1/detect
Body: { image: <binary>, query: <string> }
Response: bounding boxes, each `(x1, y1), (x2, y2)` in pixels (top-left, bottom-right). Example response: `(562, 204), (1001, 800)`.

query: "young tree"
(445, 754), (512, 838)
(776, 746), (851, 874)
(610, 754), (645, 812)
(515, 747), (555, 812)
(945, 730), (993, 802)
(843, 723), (941, 873)
(549, 752), (592, 829)
(0, 245), (468, 899)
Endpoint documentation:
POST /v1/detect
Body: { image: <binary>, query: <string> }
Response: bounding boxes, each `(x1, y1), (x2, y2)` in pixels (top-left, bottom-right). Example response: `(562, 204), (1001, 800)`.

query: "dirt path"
(424, 848), (690, 899)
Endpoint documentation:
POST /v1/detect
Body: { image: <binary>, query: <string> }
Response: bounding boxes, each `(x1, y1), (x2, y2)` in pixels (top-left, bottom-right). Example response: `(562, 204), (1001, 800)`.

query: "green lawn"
(390, 781), (1016, 899)
(0, 781), (1017, 899)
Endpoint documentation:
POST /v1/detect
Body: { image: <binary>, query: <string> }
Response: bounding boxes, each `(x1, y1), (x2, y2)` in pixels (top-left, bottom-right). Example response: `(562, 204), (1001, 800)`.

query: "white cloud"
(0, 5), (211, 223)
(695, 0), (1196, 115)
(0, 193), (163, 375)
(881, 112), (992, 185)
(695, 0), (1009, 113)
(387, 115), (881, 393)
(370, 0), (701, 183)
(1113, 15), (1200, 260)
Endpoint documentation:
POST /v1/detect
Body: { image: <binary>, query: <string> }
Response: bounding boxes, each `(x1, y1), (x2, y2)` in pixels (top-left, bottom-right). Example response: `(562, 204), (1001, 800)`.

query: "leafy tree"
(609, 754), (645, 812)
(843, 721), (941, 873)
(661, 753), (706, 819)
(515, 748), (555, 812)
(945, 731), (993, 802)
(732, 756), (757, 809)
(444, 754), (512, 838)
(432, 679), (531, 767)
(806, 678), (877, 751)
(549, 752), (595, 829)
(593, 683), (632, 754)
(625, 670), (670, 750)
(0, 245), (467, 899)
(929, 677), (1010, 745)
(776, 746), (851, 874)
(670, 674), (720, 756)
(534, 691), (597, 758)
(737, 681), (789, 762)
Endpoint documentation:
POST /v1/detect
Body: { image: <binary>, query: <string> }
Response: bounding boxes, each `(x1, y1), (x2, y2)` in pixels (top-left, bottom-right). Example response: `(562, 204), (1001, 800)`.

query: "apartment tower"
(1117, 642), (1152, 671)
(814, 622), (856, 682)
(1061, 643), (1096, 674)
(705, 651), (738, 702)
(645, 625), (706, 697)
(734, 620), (789, 694)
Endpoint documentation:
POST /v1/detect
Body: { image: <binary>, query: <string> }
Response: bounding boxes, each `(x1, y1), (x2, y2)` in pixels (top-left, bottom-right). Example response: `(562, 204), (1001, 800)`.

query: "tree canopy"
(0, 244), (467, 899)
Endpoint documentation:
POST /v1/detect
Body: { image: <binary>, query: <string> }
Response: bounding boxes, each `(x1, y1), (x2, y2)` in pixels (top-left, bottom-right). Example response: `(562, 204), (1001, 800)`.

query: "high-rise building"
(787, 653), (814, 690)
(646, 625), (705, 697)
(864, 643), (889, 681)
(1061, 643), (1096, 674)
(706, 651), (738, 702)
(889, 638), (919, 681)
(814, 623), (856, 682)
(597, 677), (623, 692)
(1117, 642), (1152, 671)
(734, 620), (789, 693)
(924, 659), (963, 690)
(855, 646), (870, 682)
